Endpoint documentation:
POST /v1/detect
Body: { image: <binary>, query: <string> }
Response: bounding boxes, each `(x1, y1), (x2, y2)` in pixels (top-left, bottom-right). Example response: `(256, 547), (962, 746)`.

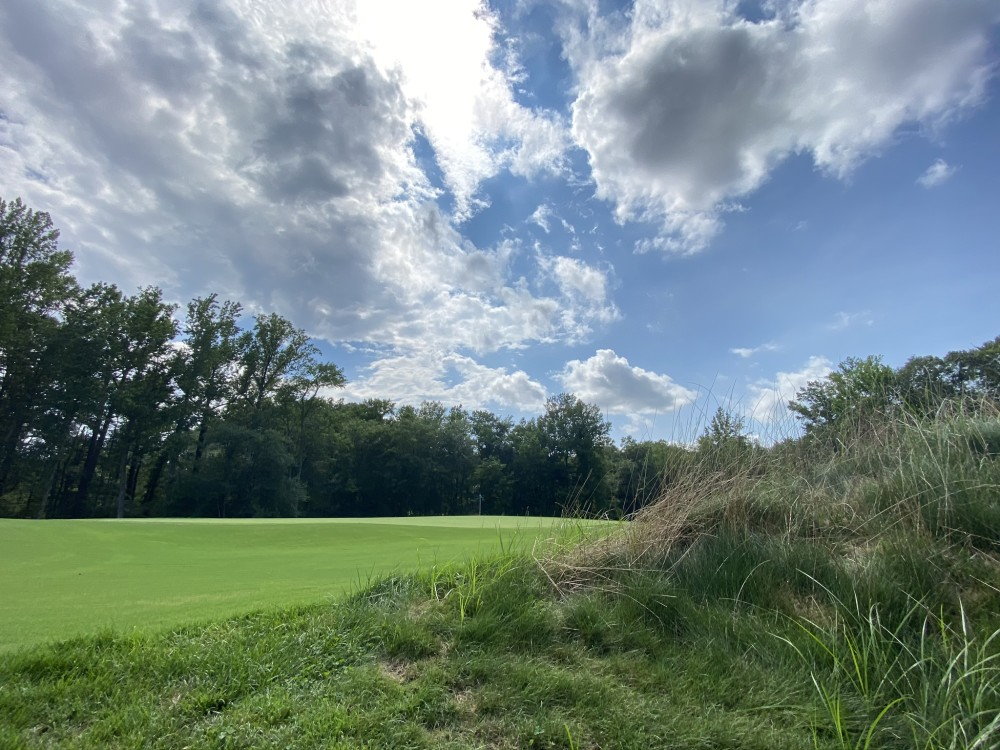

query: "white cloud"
(348, 211), (619, 357)
(534, 254), (621, 342)
(731, 342), (779, 358)
(354, 0), (569, 218)
(531, 204), (553, 233)
(917, 158), (958, 188)
(568, 0), (998, 251)
(557, 349), (697, 415)
(343, 351), (548, 413)
(746, 355), (833, 423)
(543, 255), (611, 305)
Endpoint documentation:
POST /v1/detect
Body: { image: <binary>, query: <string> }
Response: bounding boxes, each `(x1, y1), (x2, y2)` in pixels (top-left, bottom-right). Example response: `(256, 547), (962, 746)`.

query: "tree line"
(787, 345), (1000, 441)
(2, 197), (996, 519)
(1, 197), (693, 519)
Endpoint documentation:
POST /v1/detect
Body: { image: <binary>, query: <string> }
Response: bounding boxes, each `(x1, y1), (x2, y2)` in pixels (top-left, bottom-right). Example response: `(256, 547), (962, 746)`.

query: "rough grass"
(1, 409), (998, 749)
(539, 407), (1000, 749)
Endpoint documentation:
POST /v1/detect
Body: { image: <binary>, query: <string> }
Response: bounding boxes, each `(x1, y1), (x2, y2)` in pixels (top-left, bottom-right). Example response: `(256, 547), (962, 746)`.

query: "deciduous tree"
(0, 198), (77, 498)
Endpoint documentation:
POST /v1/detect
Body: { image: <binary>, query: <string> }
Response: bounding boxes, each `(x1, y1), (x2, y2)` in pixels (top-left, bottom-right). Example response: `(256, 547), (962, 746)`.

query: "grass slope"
(4, 547), (994, 750)
(0, 558), (819, 750)
(0, 516), (575, 652)
(1, 412), (998, 749)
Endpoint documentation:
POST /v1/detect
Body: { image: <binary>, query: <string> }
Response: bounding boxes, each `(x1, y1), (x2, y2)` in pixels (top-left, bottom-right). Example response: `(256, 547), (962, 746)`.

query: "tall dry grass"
(540, 401), (1000, 749)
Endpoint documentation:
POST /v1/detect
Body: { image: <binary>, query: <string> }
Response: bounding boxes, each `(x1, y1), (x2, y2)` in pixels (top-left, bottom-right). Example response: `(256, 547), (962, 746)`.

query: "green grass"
(0, 556), (828, 749)
(0, 516), (586, 652)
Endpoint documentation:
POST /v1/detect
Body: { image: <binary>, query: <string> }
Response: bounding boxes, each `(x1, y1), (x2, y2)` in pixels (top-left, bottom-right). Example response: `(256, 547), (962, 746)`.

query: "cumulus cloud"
(541, 254), (615, 305)
(343, 351), (548, 413)
(356, 214), (620, 356)
(746, 355), (833, 423)
(917, 158), (958, 188)
(568, 0), (999, 251)
(557, 349), (697, 415)
(529, 254), (621, 343)
(0, 0), (420, 319)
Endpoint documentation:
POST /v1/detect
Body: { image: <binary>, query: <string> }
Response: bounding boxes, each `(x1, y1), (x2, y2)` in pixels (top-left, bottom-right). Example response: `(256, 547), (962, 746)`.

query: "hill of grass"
(1, 411), (998, 749)
(0, 516), (577, 652)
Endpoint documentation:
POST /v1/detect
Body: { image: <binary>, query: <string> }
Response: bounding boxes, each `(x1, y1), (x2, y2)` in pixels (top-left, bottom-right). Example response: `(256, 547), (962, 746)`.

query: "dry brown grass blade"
(538, 460), (766, 595)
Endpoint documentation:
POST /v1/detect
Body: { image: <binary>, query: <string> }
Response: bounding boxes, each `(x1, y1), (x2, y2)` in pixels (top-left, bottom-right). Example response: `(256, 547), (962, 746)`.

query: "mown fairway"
(0, 516), (571, 652)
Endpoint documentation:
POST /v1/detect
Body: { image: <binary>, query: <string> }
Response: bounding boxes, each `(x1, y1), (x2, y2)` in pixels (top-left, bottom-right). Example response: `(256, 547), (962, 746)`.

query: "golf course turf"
(0, 516), (582, 652)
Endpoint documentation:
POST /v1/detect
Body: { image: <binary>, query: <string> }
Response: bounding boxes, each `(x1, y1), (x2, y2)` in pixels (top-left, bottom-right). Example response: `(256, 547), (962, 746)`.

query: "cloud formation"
(355, 0), (569, 217)
(917, 159), (958, 188)
(343, 352), (549, 413)
(1, 0), (419, 321)
(2, 0), (996, 431)
(746, 356), (833, 424)
(557, 349), (697, 415)
(0, 0), (598, 413)
(569, 0), (998, 251)
(731, 342), (779, 359)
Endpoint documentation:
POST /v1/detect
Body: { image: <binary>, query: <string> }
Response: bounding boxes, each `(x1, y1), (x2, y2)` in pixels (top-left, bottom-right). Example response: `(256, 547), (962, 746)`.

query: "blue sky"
(2, 0), (998, 442)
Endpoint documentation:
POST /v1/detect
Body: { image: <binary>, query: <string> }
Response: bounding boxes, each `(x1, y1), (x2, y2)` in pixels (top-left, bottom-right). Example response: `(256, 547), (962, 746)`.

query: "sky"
(2, 0), (999, 443)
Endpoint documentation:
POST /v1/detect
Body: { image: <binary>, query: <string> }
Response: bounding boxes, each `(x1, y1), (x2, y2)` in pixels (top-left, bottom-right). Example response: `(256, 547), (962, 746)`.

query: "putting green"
(0, 516), (586, 652)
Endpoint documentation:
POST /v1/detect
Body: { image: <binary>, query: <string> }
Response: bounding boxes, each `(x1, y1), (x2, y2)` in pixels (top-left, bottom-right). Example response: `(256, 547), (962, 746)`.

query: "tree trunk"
(115, 441), (130, 518)
(74, 412), (113, 516)
(192, 411), (211, 471)
(142, 450), (169, 507)
(127, 454), (141, 512)
(30, 455), (62, 519)
(0, 414), (24, 496)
